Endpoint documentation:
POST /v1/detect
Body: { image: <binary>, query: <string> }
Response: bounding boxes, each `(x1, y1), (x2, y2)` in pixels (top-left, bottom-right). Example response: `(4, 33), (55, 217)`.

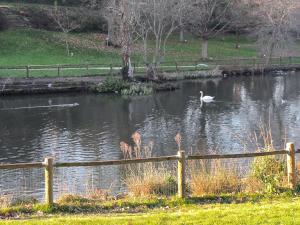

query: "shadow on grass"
(1, 191), (297, 219)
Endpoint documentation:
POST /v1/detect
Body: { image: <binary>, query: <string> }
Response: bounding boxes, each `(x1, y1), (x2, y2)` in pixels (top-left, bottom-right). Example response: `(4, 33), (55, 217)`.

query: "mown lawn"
(0, 29), (121, 67)
(1, 196), (300, 225)
(0, 28), (257, 67)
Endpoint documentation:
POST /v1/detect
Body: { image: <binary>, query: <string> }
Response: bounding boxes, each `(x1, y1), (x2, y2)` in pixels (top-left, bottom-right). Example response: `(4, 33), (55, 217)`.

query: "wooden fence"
(0, 142), (299, 205)
(1, 56), (300, 78)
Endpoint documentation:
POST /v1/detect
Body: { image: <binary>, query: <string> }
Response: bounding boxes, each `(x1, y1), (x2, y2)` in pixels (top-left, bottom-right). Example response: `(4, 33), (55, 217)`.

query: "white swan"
(200, 91), (215, 102)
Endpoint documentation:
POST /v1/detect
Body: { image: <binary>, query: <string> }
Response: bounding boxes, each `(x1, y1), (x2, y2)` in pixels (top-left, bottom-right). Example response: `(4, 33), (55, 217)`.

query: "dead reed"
(121, 132), (177, 197)
(189, 159), (242, 196)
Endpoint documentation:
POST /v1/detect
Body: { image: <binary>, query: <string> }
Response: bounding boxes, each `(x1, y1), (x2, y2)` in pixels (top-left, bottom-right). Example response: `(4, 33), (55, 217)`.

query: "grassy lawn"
(0, 29), (257, 67)
(0, 29), (121, 67)
(4, 28), (300, 78)
(0, 28), (259, 77)
(1, 196), (300, 224)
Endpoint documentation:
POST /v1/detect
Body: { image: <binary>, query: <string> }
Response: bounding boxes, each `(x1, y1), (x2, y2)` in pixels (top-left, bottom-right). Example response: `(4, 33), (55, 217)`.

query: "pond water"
(0, 73), (300, 200)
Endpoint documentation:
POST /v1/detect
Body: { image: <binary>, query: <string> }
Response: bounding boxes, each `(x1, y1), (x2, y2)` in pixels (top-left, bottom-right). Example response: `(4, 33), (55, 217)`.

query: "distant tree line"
(0, 0), (297, 80)
(101, 0), (296, 79)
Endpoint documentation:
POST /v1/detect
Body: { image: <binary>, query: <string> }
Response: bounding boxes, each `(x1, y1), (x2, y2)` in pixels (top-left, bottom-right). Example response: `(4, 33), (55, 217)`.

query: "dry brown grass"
(190, 160), (242, 196)
(125, 165), (176, 197)
(0, 195), (12, 208)
(121, 132), (177, 197)
(86, 188), (111, 201)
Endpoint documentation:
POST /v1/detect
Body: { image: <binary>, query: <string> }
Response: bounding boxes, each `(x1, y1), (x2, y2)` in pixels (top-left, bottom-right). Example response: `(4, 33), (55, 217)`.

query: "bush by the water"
(251, 156), (286, 193)
(121, 83), (153, 96)
(95, 77), (153, 96)
(95, 77), (129, 93)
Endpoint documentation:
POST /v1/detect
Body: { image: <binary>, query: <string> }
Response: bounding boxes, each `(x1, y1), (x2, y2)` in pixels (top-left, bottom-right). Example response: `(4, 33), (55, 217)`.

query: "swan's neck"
(200, 91), (203, 99)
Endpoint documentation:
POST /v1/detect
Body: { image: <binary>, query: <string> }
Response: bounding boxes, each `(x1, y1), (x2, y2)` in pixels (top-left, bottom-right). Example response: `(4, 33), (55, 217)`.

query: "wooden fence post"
(44, 157), (54, 205)
(26, 66), (30, 78)
(57, 65), (60, 77)
(177, 150), (186, 198)
(280, 57), (282, 66)
(286, 143), (296, 189)
(110, 64), (113, 75)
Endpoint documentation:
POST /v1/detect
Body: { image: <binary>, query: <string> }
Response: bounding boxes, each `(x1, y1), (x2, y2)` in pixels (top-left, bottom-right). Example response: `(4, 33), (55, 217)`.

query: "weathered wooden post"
(44, 157), (54, 205)
(177, 150), (186, 198)
(279, 57), (282, 66)
(286, 142), (296, 189)
(110, 64), (113, 75)
(26, 66), (30, 78)
(57, 65), (60, 77)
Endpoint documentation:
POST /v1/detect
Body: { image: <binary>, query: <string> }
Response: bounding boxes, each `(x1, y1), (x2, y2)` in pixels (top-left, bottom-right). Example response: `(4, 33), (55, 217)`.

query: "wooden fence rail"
(1, 56), (300, 78)
(0, 143), (299, 205)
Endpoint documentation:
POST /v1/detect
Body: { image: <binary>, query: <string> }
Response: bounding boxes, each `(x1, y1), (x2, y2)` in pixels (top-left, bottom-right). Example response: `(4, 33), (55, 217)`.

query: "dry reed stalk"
(0, 195), (12, 208)
(120, 132), (176, 197)
(190, 159), (242, 196)
(86, 188), (111, 201)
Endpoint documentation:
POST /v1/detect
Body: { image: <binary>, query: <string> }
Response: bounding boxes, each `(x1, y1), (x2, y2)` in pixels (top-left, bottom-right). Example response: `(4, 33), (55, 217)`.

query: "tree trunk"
(146, 64), (158, 80)
(180, 28), (184, 42)
(201, 38), (208, 59)
(122, 54), (130, 80)
(65, 38), (70, 56)
(235, 30), (240, 49)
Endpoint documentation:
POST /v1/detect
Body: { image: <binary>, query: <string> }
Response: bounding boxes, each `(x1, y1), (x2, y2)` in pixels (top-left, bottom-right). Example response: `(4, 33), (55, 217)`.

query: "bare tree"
(228, 0), (258, 49)
(187, 0), (233, 59)
(133, 0), (185, 79)
(105, 0), (136, 80)
(254, 0), (295, 61)
(47, 6), (84, 55)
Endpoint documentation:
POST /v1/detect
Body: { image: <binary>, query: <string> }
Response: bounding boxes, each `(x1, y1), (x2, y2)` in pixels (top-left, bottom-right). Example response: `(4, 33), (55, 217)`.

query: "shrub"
(57, 194), (89, 204)
(246, 122), (287, 193)
(79, 11), (107, 32)
(10, 196), (38, 206)
(0, 12), (8, 31)
(251, 156), (286, 194)
(86, 188), (110, 201)
(24, 6), (56, 30)
(96, 77), (129, 93)
(121, 83), (153, 96)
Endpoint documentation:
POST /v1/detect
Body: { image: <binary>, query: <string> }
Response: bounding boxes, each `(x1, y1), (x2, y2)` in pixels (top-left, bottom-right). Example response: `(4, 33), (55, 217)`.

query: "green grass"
(0, 29), (121, 67)
(0, 28), (258, 77)
(0, 28), (268, 78)
(1, 195), (300, 224)
(160, 34), (257, 62)
(0, 29), (257, 66)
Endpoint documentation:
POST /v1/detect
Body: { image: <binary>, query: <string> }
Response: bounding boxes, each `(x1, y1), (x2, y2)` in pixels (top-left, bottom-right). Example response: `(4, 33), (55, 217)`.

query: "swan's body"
(200, 91), (215, 102)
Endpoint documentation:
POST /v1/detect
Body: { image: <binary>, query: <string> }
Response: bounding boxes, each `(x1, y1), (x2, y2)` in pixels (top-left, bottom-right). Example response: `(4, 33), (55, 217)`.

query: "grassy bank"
(1, 195), (300, 224)
(0, 29), (257, 67)
(0, 29), (120, 66)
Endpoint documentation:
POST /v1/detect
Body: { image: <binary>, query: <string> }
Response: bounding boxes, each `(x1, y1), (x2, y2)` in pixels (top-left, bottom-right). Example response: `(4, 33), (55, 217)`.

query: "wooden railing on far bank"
(1, 56), (300, 78)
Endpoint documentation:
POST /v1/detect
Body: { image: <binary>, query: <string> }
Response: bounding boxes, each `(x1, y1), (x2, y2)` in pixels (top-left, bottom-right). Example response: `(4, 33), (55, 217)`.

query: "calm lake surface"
(1, 73), (300, 199)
